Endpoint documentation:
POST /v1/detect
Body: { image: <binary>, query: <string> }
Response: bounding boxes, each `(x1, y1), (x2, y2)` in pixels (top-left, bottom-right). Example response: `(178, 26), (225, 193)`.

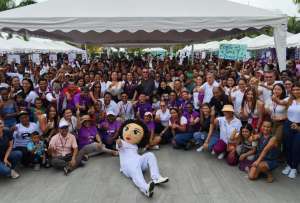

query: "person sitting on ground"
(143, 112), (161, 151)
(48, 120), (87, 175)
(98, 111), (122, 149)
(26, 131), (46, 171)
(0, 119), (22, 179)
(236, 124), (257, 172)
(13, 111), (39, 167)
(203, 105), (242, 160)
(77, 115), (118, 160)
(248, 120), (279, 183)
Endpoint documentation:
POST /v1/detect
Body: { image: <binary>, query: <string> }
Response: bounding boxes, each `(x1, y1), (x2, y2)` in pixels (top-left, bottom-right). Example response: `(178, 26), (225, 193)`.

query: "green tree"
(288, 16), (300, 33)
(17, 0), (36, 7)
(0, 0), (15, 11)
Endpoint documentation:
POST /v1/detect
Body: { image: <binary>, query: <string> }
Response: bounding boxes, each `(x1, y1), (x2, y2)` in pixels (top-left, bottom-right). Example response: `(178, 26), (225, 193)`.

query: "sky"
(14, 0), (300, 17)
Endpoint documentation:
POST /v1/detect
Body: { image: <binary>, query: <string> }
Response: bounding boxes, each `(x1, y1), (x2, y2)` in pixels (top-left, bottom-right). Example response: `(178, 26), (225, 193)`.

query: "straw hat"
(80, 115), (91, 124)
(221, 105), (234, 112)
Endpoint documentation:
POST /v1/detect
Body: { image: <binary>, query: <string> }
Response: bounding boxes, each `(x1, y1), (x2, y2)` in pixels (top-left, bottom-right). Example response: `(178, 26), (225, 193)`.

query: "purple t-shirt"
(135, 102), (152, 119)
(99, 120), (122, 139)
(77, 126), (98, 149)
(183, 111), (200, 132)
(73, 93), (92, 107)
(145, 121), (155, 133)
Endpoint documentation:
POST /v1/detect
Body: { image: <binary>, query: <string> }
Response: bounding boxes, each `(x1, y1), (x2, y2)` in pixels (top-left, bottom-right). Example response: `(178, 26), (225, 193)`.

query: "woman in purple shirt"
(143, 112), (161, 150)
(77, 115), (118, 159)
(98, 111), (122, 149)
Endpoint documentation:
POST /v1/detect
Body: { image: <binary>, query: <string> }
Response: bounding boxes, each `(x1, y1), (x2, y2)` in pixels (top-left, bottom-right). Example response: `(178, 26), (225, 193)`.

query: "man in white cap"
(48, 120), (83, 175)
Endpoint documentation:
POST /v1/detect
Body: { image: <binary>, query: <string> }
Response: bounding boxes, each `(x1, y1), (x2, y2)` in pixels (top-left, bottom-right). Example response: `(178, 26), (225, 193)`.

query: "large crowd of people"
(0, 54), (299, 183)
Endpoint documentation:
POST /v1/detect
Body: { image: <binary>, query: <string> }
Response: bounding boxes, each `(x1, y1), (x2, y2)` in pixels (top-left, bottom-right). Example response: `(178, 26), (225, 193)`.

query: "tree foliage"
(0, 0), (36, 12)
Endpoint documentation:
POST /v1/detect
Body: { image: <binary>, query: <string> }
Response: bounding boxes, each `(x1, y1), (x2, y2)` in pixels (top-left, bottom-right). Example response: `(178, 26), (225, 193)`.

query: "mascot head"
(118, 119), (149, 148)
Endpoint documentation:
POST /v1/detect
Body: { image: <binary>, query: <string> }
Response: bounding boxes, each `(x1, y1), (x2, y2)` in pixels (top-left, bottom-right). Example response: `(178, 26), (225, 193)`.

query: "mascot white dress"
(116, 119), (169, 197)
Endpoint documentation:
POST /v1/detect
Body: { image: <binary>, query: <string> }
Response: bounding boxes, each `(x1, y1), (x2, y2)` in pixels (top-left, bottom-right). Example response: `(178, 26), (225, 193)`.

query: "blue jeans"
(174, 133), (194, 147)
(283, 120), (300, 169)
(193, 131), (219, 151)
(0, 150), (22, 177)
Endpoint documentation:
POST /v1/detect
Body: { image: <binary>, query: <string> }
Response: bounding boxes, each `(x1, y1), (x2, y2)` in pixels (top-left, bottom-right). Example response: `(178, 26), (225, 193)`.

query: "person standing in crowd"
(106, 71), (124, 102)
(230, 78), (247, 117)
(0, 88), (18, 129)
(281, 82), (300, 179)
(59, 108), (80, 135)
(265, 84), (287, 140)
(199, 72), (219, 104)
(209, 86), (230, 117)
(240, 87), (264, 131)
(123, 72), (137, 100)
(259, 70), (282, 102)
(0, 119), (22, 179)
(117, 92), (134, 121)
(73, 86), (93, 114)
(134, 68), (155, 101)
(21, 78), (39, 107)
(100, 92), (118, 116)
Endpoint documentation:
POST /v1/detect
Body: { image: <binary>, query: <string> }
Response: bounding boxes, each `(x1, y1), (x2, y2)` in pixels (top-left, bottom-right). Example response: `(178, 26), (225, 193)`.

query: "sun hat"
(221, 105), (234, 112)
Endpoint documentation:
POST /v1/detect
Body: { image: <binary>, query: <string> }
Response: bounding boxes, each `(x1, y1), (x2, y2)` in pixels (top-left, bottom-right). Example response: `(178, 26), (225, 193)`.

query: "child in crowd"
(248, 120), (279, 183)
(27, 131), (46, 170)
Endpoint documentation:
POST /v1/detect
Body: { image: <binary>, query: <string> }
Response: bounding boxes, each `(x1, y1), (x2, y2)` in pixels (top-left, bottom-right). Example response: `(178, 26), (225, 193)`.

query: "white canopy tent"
(0, 0), (287, 70)
(0, 32), (85, 54)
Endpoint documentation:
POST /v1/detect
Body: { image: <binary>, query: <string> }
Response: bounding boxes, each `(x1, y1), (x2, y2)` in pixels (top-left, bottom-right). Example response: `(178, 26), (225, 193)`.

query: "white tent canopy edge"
(0, 0), (288, 70)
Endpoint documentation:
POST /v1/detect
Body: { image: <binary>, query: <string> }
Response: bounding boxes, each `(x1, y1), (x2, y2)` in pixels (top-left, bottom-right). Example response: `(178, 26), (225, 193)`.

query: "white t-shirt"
(25, 91), (39, 104)
(258, 81), (282, 102)
(265, 97), (288, 119)
(156, 109), (171, 127)
(100, 99), (119, 115)
(217, 117), (242, 144)
(13, 122), (39, 148)
(201, 81), (219, 103)
(169, 116), (188, 126)
(287, 100), (300, 123)
(231, 89), (244, 115)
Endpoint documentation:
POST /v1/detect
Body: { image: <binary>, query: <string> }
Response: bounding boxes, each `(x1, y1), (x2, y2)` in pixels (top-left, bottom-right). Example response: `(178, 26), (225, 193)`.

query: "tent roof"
(0, 0), (287, 45)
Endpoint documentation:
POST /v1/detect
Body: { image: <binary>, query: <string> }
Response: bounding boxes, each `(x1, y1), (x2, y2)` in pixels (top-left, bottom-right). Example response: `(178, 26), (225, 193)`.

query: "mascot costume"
(116, 119), (169, 198)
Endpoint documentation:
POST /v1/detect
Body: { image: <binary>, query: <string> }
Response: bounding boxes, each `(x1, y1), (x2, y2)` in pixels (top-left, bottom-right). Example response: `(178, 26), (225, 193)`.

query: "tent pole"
(191, 44), (194, 65)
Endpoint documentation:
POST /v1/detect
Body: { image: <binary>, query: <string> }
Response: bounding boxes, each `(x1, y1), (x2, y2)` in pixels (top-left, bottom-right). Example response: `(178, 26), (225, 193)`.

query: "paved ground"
(0, 146), (300, 203)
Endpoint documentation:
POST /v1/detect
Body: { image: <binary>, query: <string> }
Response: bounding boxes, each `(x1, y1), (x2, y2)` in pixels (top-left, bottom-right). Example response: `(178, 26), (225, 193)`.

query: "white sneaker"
(282, 165), (291, 176)
(288, 169), (297, 179)
(211, 150), (216, 155)
(196, 146), (204, 152)
(154, 176), (169, 185)
(152, 145), (160, 150)
(10, 169), (20, 179)
(144, 181), (155, 198)
(217, 152), (225, 160)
